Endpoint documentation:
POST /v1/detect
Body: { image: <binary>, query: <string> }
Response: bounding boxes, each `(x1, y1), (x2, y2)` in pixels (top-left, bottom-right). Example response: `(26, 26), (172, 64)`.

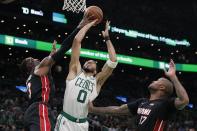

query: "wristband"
(106, 59), (118, 68)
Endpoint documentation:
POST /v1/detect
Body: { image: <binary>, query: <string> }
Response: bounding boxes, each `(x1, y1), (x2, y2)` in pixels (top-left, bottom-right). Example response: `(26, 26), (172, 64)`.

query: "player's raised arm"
(33, 15), (93, 76)
(88, 102), (130, 115)
(164, 59), (189, 110)
(67, 20), (97, 80)
(34, 40), (57, 75)
(96, 21), (118, 93)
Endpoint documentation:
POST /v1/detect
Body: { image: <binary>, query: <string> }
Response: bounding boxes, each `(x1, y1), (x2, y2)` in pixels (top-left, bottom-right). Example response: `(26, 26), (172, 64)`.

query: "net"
(62, 0), (86, 13)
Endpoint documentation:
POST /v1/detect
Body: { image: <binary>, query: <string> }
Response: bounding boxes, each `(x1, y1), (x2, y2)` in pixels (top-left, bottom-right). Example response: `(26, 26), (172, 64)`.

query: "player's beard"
(29, 61), (40, 72)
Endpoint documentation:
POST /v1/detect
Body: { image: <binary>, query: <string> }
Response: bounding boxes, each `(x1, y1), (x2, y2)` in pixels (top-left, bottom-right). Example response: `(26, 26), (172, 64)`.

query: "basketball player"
(55, 20), (118, 131)
(20, 14), (92, 131)
(89, 59), (189, 131)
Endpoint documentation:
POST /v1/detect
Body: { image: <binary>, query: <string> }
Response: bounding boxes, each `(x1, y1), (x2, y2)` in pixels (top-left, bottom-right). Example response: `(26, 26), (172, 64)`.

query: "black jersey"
(127, 98), (177, 131)
(26, 72), (55, 105)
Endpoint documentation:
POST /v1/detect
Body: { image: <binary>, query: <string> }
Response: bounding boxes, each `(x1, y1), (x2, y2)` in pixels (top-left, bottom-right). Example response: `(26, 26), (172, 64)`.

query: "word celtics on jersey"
(75, 75), (95, 103)
(63, 70), (98, 118)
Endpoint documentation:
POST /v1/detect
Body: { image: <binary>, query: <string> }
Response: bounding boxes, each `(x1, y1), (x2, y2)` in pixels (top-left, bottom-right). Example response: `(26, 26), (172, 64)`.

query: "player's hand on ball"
(164, 59), (176, 78)
(84, 19), (98, 28)
(78, 13), (95, 28)
(102, 20), (110, 38)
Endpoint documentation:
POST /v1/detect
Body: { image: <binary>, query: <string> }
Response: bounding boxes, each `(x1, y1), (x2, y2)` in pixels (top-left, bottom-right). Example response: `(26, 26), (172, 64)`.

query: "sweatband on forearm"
(106, 59), (118, 68)
(51, 28), (80, 62)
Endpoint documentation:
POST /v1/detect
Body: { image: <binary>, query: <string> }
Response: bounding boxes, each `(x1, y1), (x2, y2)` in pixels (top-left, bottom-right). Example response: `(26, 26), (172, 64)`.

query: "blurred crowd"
(0, 93), (196, 131)
(0, 91), (196, 131)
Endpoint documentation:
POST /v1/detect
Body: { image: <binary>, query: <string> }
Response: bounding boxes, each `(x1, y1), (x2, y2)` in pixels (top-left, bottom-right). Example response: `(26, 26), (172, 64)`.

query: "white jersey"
(63, 70), (98, 118)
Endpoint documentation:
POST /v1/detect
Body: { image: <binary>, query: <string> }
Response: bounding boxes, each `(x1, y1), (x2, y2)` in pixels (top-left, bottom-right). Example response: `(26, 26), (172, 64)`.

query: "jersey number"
(139, 116), (147, 125)
(77, 90), (87, 103)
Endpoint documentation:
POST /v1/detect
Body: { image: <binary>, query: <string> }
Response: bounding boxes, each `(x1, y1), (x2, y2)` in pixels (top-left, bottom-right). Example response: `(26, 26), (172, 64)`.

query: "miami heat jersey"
(127, 98), (177, 131)
(26, 72), (55, 104)
(63, 70), (98, 118)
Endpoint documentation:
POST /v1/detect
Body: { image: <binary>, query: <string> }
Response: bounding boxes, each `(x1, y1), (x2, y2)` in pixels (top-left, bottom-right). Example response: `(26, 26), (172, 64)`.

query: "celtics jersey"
(63, 70), (98, 118)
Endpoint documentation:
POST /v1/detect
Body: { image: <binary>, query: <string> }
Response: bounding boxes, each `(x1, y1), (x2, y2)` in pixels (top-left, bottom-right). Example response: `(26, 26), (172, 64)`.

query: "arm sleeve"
(51, 28), (80, 62)
(127, 98), (144, 115)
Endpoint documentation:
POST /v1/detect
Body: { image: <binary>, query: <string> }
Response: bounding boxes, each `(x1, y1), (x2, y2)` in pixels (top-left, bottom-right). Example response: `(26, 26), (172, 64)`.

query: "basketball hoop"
(62, 0), (86, 13)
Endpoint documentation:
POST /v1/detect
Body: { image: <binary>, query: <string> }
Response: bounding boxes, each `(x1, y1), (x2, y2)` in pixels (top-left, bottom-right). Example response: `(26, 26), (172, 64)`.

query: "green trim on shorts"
(61, 111), (87, 123)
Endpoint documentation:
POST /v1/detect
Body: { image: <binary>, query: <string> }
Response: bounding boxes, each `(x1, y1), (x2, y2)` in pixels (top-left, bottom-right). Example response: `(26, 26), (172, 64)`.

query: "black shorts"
(24, 102), (55, 131)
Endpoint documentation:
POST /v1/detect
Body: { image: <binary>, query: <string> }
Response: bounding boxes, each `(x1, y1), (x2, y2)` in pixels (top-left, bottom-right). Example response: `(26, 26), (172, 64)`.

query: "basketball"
(85, 6), (103, 25)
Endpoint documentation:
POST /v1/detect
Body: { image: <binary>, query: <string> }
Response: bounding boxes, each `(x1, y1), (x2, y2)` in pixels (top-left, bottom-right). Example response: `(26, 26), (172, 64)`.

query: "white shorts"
(55, 114), (89, 131)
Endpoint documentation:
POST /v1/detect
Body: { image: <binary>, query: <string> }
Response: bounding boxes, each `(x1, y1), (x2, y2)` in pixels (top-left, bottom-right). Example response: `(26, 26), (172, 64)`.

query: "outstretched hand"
(82, 19), (98, 30)
(164, 59), (176, 79)
(74, 19), (97, 43)
(102, 20), (110, 38)
(50, 40), (57, 56)
(78, 12), (96, 28)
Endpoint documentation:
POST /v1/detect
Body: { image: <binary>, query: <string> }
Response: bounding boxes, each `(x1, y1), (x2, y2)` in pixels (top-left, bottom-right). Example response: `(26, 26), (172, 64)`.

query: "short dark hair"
(19, 59), (28, 73)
